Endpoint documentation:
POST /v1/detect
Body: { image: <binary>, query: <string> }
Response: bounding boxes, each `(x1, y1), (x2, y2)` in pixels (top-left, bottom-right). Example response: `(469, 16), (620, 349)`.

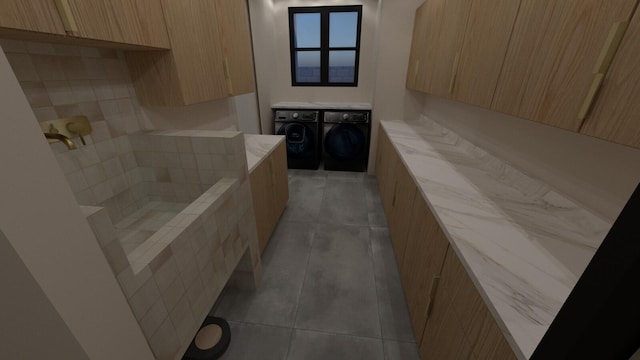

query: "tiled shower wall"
(1, 39), (145, 209)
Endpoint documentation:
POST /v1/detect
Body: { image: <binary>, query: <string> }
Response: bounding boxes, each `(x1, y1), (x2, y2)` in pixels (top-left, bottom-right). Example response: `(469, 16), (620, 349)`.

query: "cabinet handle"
(449, 52), (460, 95)
(578, 73), (605, 120)
(391, 180), (398, 207)
(593, 21), (629, 74)
(414, 59), (421, 80)
(424, 276), (441, 318)
(54, 0), (78, 33)
(223, 57), (233, 95)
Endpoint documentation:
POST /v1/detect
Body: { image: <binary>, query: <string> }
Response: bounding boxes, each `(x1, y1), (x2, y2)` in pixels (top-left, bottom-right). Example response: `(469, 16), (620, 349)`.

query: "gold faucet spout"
(45, 133), (77, 150)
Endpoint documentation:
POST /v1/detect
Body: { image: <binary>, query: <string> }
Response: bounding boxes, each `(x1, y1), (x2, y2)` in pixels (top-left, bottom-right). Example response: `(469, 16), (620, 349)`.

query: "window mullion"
(320, 9), (330, 84)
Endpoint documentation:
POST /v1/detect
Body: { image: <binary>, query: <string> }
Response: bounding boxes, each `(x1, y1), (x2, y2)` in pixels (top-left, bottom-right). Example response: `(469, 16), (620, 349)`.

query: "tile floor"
(210, 170), (420, 360)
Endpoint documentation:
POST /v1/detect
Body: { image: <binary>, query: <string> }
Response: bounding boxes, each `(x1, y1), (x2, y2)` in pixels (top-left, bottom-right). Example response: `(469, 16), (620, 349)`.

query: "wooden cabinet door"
(388, 162), (417, 268)
(0, 1), (65, 34)
(107, 0), (170, 48)
(401, 195), (449, 345)
(426, 0), (472, 98)
(406, 2), (429, 91)
(492, 0), (637, 131)
(452, 0), (520, 108)
(439, 246), (517, 360)
(271, 141), (289, 219)
(375, 127), (399, 220)
(67, 0), (169, 48)
(214, 0), (256, 96)
(580, 7), (640, 148)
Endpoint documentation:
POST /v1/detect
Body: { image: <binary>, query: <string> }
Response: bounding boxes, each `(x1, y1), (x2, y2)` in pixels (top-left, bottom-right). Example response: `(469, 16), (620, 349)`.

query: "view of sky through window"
(291, 6), (360, 85)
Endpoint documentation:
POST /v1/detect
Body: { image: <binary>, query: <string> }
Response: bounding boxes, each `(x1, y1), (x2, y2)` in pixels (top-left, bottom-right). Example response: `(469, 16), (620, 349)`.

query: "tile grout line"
(283, 173), (326, 360)
(369, 223), (388, 360)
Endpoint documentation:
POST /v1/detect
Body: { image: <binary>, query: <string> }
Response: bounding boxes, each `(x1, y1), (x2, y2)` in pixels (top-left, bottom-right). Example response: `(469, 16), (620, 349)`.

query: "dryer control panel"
(324, 111), (369, 124)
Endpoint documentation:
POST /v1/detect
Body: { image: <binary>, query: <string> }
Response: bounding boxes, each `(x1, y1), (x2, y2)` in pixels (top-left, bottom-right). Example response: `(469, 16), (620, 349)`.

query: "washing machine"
(274, 109), (321, 170)
(322, 110), (371, 172)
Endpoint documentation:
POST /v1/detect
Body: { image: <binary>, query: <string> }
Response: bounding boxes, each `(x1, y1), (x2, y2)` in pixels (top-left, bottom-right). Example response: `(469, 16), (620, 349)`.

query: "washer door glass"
(277, 123), (315, 159)
(324, 123), (365, 161)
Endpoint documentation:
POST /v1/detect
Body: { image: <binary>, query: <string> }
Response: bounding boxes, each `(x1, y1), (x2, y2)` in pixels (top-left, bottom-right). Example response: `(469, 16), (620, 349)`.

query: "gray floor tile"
(371, 228), (415, 342)
(318, 179), (369, 226)
(281, 176), (327, 223)
(219, 321), (291, 360)
(213, 221), (314, 327)
(287, 329), (384, 360)
(326, 171), (366, 182)
(295, 224), (381, 338)
(383, 340), (420, 360)
(364, 176), (388, 227)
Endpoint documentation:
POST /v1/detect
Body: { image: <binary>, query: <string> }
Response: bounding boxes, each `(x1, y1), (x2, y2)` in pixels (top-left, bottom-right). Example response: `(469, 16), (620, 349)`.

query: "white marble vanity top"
(381, 117), (612, 359)
(272, 101), (372, 110)
(244, 134), (285, 173)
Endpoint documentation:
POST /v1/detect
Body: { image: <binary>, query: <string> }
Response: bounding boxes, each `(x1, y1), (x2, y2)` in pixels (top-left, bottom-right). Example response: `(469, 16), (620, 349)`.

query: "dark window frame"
(288, 5), (363, 87)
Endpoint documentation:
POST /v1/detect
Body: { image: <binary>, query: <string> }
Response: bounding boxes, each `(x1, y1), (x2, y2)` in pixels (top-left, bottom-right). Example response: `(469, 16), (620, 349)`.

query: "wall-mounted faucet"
(40, 116), (92, 150)
(44, 132), (77, 150)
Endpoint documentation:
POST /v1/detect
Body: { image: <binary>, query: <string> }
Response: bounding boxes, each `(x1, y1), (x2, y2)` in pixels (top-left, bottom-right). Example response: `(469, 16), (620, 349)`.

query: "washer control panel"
(274, 110), (319, 122)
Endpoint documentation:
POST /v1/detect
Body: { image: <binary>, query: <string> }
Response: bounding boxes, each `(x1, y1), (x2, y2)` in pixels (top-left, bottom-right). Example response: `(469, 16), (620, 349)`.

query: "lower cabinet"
(376, 125), (517, 359)
(250, 141), (288, 254)
(422, 248), (517, 360)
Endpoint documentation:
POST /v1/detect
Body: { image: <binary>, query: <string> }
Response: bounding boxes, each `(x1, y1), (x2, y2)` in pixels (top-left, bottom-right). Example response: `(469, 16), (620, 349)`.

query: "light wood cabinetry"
(376, 125), (517, 359)
(492, 0), (637, 132)
(125, 0), (255, 106)
(250, 141), (288, 254)
(452, 0), (520, 108)
(401, 194), (449, 346)
(580, 7), (640, 148)
(425, 0), (472, 98)
(406, 2), (429, 92)
(426, 246), (518, 360)
(214, 0), (256, 96)
(64, 0), (170, 48)
(0, 1), (65, 35)
(388, 160), (418, 267)
(0, 0), (169, 49)
(375, 128), (400, 220)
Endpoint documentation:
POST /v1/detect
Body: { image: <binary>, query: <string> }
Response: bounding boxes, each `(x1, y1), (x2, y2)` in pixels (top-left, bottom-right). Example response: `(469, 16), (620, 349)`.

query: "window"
(288, 5), (362, 87)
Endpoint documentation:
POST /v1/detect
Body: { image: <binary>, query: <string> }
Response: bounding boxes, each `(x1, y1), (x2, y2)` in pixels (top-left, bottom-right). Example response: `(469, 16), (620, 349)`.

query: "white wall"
(367, 0), (425, 172)
(0, 48), (154, 359)
(235, 92), (262, 134)
(249, 0), (279, 134)
(0, 230), (89, 359)
(422, 94), (640, 221)
(270, 0), (379, 105)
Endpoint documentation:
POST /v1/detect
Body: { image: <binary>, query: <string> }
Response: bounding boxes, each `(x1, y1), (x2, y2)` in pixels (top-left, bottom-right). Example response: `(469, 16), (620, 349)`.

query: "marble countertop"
(272, 101), (372, 110)
(244, 134), (285, 173)
(381, 117), (612, 359)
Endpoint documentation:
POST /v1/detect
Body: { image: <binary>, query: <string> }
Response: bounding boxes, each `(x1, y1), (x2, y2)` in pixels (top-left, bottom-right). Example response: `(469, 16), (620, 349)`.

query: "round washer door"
(324, 123), (366, 161)
(277, 122), (315, 159)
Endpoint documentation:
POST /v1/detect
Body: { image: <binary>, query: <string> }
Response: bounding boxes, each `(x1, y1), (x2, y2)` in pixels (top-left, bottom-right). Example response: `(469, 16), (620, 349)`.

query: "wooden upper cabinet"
(125, 0), (255, 106)
(64, 0), (169, 48)
(0, 1), (65, 34)
(406, 2), (429, 91)
(580, 7), (640, 148)
(452, 0), (520, 108)
(214, 0), (256, 95)
(492, 0), (638, 131)
(427, 0), (472, 98)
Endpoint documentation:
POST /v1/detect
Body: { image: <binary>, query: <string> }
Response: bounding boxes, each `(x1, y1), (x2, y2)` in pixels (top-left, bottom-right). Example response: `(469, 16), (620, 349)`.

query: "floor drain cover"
(183, 317), (231, 360)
